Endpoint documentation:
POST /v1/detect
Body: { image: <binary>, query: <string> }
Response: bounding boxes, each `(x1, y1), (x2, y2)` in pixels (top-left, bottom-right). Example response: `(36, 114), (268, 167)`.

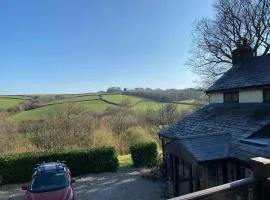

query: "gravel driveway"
(0, 168), (165, 200)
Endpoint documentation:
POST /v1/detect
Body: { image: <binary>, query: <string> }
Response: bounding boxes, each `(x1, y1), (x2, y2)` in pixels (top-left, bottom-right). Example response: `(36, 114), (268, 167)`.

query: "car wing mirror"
(71, 178), (76, 184)
(21, 184), (29, 190)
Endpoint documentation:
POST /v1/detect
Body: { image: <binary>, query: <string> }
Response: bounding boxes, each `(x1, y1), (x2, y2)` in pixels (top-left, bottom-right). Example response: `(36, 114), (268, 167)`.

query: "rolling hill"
(0, 93), (194, 121)
(0, 96), (28, 109)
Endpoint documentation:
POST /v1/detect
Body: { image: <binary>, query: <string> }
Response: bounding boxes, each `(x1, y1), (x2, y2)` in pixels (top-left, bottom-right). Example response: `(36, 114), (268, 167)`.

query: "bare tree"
(188, 0), (270, 84)
(28, 102), (92, 150)
(106, 107), (138, 135)
(145, 104), (189, 133)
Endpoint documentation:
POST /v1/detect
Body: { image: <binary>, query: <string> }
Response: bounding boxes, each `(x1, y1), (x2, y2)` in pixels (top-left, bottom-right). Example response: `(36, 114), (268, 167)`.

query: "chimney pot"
(232, 38), (254, 66)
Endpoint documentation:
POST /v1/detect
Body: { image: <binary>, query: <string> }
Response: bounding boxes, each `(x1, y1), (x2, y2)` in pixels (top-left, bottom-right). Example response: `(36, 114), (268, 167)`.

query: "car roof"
(34, 162), (67, 175)
(41, 162), (65, 170)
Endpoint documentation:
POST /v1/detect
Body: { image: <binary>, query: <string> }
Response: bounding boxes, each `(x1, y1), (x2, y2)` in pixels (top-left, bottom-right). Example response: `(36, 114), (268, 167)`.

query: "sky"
(0, 0), (214, 95)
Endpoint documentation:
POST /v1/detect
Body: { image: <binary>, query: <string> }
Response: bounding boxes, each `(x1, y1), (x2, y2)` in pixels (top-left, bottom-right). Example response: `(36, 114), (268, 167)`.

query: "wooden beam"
(168, 177), (256, 200)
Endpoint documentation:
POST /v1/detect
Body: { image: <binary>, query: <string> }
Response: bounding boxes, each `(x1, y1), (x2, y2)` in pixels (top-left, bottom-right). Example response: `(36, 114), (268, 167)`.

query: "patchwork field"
(0, 93), (194, 121)
(102, 94), (142, 104)
(0, 97), (27, 109)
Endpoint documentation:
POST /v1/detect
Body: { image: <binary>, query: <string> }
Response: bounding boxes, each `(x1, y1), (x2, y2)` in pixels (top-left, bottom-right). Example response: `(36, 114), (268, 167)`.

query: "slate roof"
(180, 134), (230, 162)
(160, 103), (270, 162)
(206, 54), (270, 93)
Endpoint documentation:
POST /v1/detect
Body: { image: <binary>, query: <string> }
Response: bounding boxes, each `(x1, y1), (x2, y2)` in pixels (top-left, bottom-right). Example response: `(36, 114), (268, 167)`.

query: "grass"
(13, 100), (112, 121)
(77, 100), (112, 111)
(12, 105), (57, 121)
(102, 94), (142, 104)
(72, 95), (99, 101)
(7, 93), (193, 121)
(177, 99), (196, 104)
(41, 95), (99, 105)
(118, 154), (133, 167)
(133, 101), (165, 111)
(0, 97), (26, 109)
(133, 100), (192, 111)
(0, 95), (28, 99)
(118, 150), (163, 168)
(176, 104), (192, 110)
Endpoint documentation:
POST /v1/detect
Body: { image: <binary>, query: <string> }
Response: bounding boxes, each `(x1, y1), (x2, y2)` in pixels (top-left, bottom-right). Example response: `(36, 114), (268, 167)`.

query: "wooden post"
(251, 157), (270, 200)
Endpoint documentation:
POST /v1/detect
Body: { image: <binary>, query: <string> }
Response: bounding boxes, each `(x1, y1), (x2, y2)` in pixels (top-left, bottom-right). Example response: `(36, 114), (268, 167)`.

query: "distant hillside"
(123, 88), (202, 103)
(0, 92), (196, 121)
(0, 96), (28, 110)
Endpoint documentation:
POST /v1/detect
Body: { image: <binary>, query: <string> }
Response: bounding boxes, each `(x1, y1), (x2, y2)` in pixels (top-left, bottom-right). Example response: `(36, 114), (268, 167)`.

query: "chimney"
(232, 38), (254, 66)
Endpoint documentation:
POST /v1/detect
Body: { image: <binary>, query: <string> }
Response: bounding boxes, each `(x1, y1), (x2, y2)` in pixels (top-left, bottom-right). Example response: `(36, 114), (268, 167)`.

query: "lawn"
(101, 94), (142, 104)
(0, 97), (26, 109)
(118, 154), (133, 167)
(118, 151), (163, 168)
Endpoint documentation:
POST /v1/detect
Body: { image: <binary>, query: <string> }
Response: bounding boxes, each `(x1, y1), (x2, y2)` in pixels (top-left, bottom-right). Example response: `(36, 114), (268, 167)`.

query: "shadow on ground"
(0, 168), (164, 200)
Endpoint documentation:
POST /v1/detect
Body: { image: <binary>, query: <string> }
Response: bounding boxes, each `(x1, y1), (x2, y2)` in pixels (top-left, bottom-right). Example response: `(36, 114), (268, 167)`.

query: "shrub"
(27, 103), (92, 150)
(120, 127), (154, 154)
(0, 112), (18, 154)
(130, 142), (158, 167)
(0, 147), (118, 184)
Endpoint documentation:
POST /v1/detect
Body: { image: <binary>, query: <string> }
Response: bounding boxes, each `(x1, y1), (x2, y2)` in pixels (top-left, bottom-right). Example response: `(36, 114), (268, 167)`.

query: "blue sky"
(0, 0), (214, 94)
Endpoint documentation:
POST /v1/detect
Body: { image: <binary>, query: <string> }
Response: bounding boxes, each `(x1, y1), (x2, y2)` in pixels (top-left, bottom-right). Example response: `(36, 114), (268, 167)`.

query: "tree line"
(123, 88), (202, 103)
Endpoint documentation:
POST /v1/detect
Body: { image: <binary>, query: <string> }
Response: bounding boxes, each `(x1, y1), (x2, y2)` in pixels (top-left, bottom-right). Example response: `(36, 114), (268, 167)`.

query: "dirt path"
(0, 168), (165, 200)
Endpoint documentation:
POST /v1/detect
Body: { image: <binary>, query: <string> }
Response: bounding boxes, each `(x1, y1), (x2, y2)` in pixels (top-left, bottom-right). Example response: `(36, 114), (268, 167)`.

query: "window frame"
(223, 92), (239, 103)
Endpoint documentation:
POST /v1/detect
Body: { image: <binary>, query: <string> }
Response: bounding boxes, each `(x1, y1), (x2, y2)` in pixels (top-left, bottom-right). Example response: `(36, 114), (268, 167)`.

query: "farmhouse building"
(160, 39), (270, 197)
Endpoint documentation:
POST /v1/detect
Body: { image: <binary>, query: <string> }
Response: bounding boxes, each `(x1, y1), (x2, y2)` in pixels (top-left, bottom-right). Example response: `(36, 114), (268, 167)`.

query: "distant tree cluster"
(106, 87), (122, 93)
(123, 88), (201, 102)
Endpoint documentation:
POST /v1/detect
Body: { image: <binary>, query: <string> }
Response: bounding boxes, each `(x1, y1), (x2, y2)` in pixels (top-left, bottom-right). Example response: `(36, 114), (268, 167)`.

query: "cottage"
(160, 39), (270, 197)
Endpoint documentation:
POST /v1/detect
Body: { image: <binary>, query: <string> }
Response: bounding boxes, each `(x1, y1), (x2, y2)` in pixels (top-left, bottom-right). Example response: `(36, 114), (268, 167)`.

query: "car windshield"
(30, 170), (69, 193)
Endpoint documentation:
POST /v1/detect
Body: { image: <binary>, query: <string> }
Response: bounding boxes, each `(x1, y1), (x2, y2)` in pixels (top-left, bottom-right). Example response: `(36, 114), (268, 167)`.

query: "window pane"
(264, 90), (270, 101)
(184, 163), (191, 179)
(178, 160), (184, 180)
(224, 93), (232, 102)
(224, 92), (239, 103)
(232, 93), (239, 102)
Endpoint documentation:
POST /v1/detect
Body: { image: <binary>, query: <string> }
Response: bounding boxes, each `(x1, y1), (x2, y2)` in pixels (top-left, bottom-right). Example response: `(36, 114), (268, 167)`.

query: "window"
(178, 160), (184, 180)
(224, 92), (239, 103)
(30, 170), (69, 193)
(178, 159), (192, 181)
(263, 89), (270, 102)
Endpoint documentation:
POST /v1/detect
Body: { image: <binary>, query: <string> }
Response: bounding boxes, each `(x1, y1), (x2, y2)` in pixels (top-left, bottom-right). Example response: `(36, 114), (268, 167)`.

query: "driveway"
(0, 168), (165, 200)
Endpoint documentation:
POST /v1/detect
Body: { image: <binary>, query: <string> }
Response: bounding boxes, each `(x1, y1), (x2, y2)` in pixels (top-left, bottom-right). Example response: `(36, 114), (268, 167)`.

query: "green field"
(177, 99), (196, 104)
(101, 94), (142, 104)
(1, 93), (193, 121)
(0, 97), (26, 109)
(13, 100), (112, 121)
(42, 95), (99, 105)
(133, 101), (165, 110)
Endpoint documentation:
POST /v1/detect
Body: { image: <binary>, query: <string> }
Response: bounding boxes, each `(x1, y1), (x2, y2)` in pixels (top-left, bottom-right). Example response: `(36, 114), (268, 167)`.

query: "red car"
(21, 162), (75, 200)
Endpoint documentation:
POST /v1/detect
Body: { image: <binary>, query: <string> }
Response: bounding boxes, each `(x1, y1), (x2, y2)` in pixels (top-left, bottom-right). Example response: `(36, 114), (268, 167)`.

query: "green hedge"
(0, 147), (118, 184)
(130, 142), (158, 167)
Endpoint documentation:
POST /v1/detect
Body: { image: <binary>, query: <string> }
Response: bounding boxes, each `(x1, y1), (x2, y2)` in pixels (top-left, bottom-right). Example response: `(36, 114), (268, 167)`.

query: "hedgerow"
(130, 142), (158, 167)
(0, 147), (118, 184)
